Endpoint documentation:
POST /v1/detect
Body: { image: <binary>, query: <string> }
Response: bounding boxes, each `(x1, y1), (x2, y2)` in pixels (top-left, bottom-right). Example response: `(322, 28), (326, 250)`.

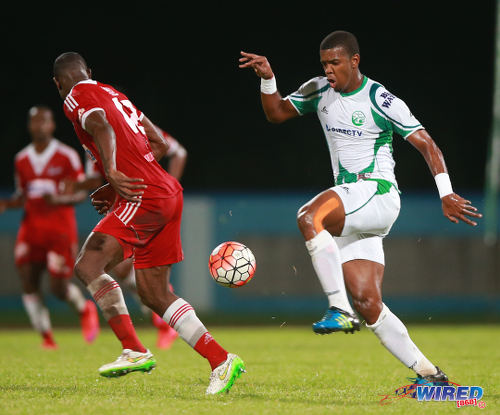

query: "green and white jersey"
(286, 75), (423, 188)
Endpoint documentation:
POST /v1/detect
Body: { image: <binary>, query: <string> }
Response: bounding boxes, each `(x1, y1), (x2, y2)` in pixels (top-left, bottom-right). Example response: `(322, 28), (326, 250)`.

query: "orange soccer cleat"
(80, 300), (100, 343)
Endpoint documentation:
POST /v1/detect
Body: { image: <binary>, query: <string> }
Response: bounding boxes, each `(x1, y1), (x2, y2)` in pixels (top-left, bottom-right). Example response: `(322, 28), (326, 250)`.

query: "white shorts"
(331, 180), (400, 265)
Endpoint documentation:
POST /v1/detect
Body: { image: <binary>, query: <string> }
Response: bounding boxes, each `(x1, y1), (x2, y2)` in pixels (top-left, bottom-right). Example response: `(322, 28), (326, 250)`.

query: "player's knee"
(74, 257), (94, 285)
(352, 294), (382, 324)
(297, 205), (315, 236)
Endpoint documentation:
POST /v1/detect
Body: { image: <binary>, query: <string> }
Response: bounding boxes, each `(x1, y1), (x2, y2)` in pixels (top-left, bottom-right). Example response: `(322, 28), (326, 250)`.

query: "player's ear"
(53, 77), (62, 91)
(351, 53), (360, 69)
(87, 68), (92, 78)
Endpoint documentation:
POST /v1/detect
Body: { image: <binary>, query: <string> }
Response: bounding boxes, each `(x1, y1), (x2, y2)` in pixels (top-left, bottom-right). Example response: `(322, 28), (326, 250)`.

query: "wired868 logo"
(379, 381), (486, 409)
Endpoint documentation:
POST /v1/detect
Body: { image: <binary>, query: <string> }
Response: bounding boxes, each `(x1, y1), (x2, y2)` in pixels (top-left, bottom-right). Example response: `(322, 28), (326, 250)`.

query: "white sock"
(87, 274), (129, 320)
(22, 293), (52, 333)
(367, 303), (437, 376)
(305, 230), (354, 314)
(66, 282), (87, 313)
(162, 298), (206, 347)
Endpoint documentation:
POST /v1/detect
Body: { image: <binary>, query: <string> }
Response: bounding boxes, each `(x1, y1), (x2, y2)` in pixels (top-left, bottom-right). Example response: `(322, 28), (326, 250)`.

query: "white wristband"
(434, 173), (453, 198)
(260, 76), (277, 94)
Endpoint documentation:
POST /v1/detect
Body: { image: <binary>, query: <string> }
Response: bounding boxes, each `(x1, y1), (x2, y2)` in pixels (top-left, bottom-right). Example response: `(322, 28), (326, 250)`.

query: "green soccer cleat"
(98, 349), (156, 378)
(206, 353), (246, 395)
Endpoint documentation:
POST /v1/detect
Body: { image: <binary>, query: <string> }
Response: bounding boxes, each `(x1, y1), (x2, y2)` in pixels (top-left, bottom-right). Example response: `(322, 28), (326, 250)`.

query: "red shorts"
(93, 191), (184, 269)
(15, 222), (78, 278)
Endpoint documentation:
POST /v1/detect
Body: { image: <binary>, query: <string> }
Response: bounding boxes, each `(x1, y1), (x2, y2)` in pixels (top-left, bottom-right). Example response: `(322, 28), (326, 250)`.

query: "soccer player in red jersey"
(71, 129), (187, 349)
(52, 52), (244, 394)
(0, 106), (100, 349)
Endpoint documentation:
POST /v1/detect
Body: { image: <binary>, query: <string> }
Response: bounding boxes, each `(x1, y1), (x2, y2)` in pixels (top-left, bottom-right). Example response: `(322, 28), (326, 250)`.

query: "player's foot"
(410, 366), (449, 386)
(206, 353), (246, 395)
(80, 300), (100, 343)
(151, 312), (178, 349)
(41, 331), (58, 350)
(407, 366), (449, 398)
(312, 306), (360, 334)
(98, 349), (156, 377)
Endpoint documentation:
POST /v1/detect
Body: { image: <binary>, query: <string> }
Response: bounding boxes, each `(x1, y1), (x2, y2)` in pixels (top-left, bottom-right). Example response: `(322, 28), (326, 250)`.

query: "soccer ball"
(208, 241), (256, 287)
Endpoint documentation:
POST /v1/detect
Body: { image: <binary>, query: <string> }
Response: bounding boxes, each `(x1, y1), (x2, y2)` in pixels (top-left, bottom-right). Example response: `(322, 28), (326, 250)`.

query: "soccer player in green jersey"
(239, 30), (481, 384)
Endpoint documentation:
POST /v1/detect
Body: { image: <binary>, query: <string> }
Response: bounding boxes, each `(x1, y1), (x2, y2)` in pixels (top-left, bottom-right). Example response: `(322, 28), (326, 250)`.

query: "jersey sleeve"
(285, 77), (329, 115)
(370, 84), (423, 139)
(63, 84), (105, 131)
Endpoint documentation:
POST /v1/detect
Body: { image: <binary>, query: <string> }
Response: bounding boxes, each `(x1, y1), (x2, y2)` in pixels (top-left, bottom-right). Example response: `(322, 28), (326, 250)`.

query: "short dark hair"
(53, 52), (88, 78)
(320, 31), (360, 56)
(27, 105), (53, 124)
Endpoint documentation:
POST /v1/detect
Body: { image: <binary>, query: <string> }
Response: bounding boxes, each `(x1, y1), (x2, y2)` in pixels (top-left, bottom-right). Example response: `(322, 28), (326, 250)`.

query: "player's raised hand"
(239, 51), (274, 79)
(107, 169), (146, 203)
(441, 193), (482, 226)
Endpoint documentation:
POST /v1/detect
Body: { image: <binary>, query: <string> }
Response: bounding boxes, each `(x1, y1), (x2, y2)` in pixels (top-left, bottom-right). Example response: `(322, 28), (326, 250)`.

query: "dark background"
(0, 3), (495, 193)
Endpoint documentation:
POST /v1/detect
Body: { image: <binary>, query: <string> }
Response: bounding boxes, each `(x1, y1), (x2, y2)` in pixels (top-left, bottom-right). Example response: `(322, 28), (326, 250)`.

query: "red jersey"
(63, 80), (182, 200)
(15, 138), (84, 232)
(84, 127), (182, 178)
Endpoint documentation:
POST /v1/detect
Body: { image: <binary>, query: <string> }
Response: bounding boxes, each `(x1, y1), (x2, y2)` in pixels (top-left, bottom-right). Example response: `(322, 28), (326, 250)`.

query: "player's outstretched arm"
(0, 193), (24, 214)
(239, 51), (298, 123)
(84, 110), (146, 203)
(407, 129), (482, 226)
(166, 140), (187, 180)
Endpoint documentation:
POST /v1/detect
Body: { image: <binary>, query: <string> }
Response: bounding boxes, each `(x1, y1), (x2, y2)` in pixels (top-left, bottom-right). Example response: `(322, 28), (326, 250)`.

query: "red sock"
(194, 332), (228, 370)
(108, 314), (146, 353)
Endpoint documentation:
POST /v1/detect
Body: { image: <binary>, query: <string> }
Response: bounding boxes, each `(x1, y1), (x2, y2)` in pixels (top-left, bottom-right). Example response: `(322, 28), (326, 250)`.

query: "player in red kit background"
(0, 106), (99, 349)
(53, 52), (245, 394)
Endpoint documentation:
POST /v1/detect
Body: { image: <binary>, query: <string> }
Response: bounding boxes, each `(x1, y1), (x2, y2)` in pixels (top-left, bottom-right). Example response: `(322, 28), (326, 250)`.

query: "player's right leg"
(113, 259), (177, 349)
(74, 231), (154, 377)
(297, 189), (359, 334)
(135, 265), (245, 394)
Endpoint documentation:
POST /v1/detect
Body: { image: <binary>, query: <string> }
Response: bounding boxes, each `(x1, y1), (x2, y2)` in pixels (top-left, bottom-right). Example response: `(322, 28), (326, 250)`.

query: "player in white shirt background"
(239, 30), (482, 385)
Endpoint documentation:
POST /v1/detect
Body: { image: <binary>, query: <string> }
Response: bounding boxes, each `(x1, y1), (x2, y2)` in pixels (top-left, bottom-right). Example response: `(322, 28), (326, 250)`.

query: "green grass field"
(0, 325), (498, 415)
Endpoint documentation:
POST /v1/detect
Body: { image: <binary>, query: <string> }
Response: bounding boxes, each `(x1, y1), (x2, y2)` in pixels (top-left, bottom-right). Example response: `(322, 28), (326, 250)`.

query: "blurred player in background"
(240, 31), (481, 385)
(53, 52), (245, 394)
(0, 106), (99, 349)
(66, 129), (187, 349)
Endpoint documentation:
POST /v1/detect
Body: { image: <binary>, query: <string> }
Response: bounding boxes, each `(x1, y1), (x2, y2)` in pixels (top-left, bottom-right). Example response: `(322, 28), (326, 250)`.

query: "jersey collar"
(340, 75), (368, 97)
(67, 79), (97, 98)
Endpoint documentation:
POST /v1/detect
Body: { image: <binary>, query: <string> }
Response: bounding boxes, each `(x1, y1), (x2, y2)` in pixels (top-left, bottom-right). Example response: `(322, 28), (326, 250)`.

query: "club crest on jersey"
(78, 108), (85, 122)
(352, 111), (366, 126)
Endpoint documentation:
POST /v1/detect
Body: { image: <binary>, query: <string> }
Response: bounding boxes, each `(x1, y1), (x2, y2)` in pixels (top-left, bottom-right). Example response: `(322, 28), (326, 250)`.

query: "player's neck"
(345, 72), (364, 94)
(32, 138), (52, 154)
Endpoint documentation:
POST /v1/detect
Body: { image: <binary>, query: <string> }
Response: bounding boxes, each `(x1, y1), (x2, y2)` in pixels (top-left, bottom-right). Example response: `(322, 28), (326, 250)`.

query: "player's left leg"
(297, 188), (359, 334)
(18, 261), (57, 349)
(135, 265), (245, 394)
(343, 258), (448, 382)
(75, 231), (154, 377)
